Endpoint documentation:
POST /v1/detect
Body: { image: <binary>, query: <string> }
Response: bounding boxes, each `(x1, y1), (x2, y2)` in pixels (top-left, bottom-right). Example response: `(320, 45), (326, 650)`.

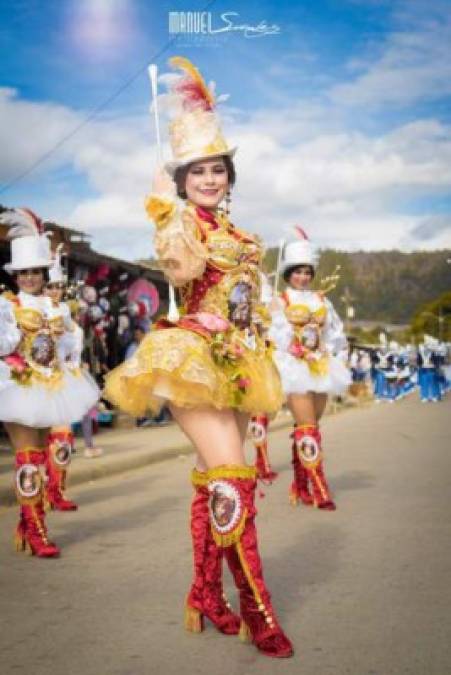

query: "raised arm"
(145, 168), (207, 287)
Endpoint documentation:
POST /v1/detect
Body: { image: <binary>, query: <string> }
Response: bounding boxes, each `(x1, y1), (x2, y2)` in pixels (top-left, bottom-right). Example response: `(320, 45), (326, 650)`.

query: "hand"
(152, 166), (176, 196)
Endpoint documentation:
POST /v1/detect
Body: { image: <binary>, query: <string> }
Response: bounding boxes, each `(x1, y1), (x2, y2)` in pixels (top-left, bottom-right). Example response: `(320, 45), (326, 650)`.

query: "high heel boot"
(207, 465), (293, 658)
(14, 447), (60, 557)
(184, 469), (241, 635)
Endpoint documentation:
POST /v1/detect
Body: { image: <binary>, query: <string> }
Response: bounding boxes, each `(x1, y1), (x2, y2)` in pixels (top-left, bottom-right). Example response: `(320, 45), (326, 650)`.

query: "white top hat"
(281, 227), (318, 274)
(0, 208), (52, 273)
(160, 57), (237, 177)
(4, 235), (52, 273)
(48, 244), (67, 283)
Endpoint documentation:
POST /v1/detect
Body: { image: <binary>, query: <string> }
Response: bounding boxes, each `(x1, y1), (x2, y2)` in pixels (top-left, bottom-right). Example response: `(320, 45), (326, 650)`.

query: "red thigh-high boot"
(292, 424), (336, 511)
(250, 415), (278, 483)
(289, 426), (314, 506)
(185, 469), (241, 635)
(45, 427), (78, 511)
(208, 466), (293, 658)
(14, 447), (60, 557)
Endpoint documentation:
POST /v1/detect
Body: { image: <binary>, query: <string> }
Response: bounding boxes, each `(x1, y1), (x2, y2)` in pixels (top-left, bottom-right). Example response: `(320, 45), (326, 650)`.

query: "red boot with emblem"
(291, 424), (336, 510)
(184, 469), (241, 635)
(289, 426), (314, 506)
(250, 415), (278, 483)
(14, 447), (60, 557)
(207, 466), (293, 658)
(45, 427), (78, 511)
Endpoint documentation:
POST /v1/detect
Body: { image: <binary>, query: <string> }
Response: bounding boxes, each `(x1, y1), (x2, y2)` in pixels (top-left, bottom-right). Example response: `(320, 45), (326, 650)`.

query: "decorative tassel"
(211, 509), (247, 548)
(239, 620), (252, 643)
(167, 283), (180, 322)
(184, 602), (204, 633)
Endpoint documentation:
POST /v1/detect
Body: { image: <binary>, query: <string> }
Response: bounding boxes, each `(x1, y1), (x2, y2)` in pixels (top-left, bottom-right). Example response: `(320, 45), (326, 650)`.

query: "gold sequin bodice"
(183, 211), (265, 332)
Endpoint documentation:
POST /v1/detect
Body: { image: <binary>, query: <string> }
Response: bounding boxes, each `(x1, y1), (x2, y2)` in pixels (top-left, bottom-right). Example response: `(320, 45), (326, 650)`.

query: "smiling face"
(288, 265), (314, 290)
(15, 268), (45, 296)
(184, 157), (230, 210)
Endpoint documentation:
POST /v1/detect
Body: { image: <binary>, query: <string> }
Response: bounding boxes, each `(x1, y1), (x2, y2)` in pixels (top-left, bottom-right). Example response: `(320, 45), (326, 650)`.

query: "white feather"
(0, 208), (39, 239)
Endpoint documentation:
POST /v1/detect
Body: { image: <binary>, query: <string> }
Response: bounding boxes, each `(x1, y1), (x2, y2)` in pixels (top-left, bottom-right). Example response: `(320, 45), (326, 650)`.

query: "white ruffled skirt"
(0, 369), (99, 428)
(273, 350), (351, 395)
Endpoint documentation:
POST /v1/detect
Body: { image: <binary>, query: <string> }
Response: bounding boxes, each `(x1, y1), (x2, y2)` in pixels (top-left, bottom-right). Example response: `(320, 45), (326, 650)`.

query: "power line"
(0, 0), (218, 196)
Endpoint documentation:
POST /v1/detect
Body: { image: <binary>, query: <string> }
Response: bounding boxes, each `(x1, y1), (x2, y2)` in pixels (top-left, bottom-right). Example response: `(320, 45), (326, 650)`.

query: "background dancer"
(270, 228), (350, 510)
(0, 208), (99, 557)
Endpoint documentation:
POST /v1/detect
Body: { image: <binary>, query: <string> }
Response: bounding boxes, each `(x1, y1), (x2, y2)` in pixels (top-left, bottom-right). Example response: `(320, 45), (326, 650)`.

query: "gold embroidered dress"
(0, 291), (99, 427)
(104, 201), (283, 416)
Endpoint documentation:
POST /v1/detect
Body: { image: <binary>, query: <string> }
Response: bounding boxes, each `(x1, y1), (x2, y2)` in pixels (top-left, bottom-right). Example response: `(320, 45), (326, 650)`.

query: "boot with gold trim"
(249, 415), (278, 483)
(292, 424), (336, 510)
(289, 425), (314, 506)
(184, 469), (241, 635)
(45, 427), (78, 511)
(207, 465), (293, 658)
(14, 447), (60, 558)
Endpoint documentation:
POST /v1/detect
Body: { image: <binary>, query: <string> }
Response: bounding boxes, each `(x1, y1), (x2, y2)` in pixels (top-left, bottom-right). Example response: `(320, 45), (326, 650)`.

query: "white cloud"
(329, 4), (451, 107)
(1, 76), (450, 259)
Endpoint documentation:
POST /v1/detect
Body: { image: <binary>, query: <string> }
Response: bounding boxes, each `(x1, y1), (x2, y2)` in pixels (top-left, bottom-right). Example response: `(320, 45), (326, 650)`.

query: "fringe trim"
(191, 468), (209, 487)
(239, 620), (252, 643)
(235, 540), (264, 606)
(211, 508), (247, 548)
(311, 467), (329, 502)
(207, 465), (257, 481)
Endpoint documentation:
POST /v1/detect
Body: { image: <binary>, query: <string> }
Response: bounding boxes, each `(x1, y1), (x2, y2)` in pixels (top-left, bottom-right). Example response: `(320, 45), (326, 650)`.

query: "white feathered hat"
(48, 244), (67, 284)
(281, 227), (318, 275)
(1, 208), (52, 273)
(160, 57), (236, 177)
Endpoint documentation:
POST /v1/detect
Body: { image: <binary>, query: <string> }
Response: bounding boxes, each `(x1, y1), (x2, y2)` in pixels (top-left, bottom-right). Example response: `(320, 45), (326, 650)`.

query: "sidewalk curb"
(0, 415), (295, 509)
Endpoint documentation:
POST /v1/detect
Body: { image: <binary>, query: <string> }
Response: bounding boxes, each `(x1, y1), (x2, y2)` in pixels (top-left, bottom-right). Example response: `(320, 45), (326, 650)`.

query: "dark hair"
(174, 155), (236, 199)
(14, 267), (48, 281)
(283, 264), (315, 284)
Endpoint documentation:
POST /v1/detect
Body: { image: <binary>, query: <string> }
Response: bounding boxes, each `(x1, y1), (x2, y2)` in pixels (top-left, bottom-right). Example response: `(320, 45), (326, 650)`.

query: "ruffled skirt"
(0, 369), (99, 428)
(273, 349), (351, 395)
(104, 327), (283, 416)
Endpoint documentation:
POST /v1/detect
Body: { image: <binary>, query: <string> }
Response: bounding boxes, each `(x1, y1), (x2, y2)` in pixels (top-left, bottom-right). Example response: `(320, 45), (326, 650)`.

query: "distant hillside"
(263, 248), (451, 324)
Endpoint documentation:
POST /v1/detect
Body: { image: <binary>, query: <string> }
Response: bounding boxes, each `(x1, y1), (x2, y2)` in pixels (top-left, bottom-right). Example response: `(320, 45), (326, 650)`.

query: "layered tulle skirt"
(273, 349), (351, 395)
(104, 326), (283, 416)
(0, 368), (99, 428)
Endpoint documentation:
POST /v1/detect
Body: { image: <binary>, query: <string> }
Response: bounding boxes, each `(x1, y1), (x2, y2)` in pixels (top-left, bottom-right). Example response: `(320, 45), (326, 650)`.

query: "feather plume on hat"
(169, 56), (216, 111)
(0, 207), (44, 239)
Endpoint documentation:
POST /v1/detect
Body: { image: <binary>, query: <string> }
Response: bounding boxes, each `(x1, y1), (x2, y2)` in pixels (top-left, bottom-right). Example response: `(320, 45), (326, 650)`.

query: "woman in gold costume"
(104, 58), (293, 658)
(0, 208), (99, 557)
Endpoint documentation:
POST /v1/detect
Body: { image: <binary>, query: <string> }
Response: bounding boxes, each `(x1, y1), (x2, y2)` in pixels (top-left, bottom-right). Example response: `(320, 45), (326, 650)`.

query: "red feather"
(294, 226), (309, 240)
(174, 80), (213, 112)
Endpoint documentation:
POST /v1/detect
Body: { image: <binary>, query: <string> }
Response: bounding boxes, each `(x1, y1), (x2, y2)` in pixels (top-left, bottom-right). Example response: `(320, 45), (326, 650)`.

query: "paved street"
(0, 395), (450, 675)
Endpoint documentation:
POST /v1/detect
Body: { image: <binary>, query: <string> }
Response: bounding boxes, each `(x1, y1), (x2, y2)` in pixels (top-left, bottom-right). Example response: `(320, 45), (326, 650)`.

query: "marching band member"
(0, 208), (99, 557)
(104, 57), (293, 657)
(270, 229), (350, 510)
(417, 336), (442, 402)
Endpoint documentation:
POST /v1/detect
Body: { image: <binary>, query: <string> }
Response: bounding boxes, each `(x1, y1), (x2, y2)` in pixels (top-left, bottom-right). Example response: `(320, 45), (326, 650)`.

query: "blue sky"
(1, 0), (450, 257)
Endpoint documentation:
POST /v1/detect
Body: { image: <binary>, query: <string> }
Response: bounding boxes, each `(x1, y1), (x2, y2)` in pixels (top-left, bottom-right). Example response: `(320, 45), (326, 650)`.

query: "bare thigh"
(169, 405), (247, 470)
(4, 423), (49, 452)
(288, 393), (316, 426)
(313, 393), (328, 421)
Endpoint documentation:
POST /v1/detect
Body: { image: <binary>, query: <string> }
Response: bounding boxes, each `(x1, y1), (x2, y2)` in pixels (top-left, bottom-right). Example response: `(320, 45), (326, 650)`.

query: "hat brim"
(165, 147), (237, 177)
(4, 261), (53, 274)
(281, 260), (318, 274)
